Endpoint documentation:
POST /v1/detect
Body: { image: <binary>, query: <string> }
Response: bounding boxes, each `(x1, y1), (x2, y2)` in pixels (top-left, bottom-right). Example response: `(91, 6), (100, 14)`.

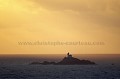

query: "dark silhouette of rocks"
(56, 52), (95, 65)
(111, 63), (114, 65)
(30, 62), (41, 65)
(30, 52), (96, 65)
(30, 61), (56, 65)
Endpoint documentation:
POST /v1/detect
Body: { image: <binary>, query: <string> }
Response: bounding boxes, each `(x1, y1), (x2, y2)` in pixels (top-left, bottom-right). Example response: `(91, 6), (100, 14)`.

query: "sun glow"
(0, 0), (120, 54)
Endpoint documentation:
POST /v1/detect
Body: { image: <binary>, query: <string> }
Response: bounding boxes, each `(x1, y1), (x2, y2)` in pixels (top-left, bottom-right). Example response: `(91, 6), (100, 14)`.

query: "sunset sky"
(0, 0), (120, 54)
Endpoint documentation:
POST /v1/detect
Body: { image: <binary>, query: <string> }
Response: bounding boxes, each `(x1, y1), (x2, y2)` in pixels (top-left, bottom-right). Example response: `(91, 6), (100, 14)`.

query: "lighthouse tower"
(67, 52), (72, 58)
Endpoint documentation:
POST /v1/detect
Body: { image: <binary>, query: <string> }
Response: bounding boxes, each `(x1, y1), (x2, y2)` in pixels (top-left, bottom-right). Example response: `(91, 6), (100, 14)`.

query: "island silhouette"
(30, 52), (96, 65)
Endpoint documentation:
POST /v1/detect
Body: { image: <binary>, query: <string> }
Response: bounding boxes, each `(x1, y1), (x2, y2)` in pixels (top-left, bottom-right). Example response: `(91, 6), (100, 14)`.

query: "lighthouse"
(67, 52), (72, 58)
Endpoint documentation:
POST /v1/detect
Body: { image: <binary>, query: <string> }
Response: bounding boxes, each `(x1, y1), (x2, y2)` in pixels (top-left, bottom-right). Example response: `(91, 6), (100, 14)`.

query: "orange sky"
(0, 0), (120, 54)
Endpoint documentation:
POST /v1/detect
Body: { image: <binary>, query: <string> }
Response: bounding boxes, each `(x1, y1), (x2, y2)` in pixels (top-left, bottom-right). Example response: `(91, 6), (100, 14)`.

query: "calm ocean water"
(0, 54), (120, 79)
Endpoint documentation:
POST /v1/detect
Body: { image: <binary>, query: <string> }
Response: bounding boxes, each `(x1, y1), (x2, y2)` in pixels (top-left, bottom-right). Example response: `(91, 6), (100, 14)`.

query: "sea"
(0, 54), (120, 79)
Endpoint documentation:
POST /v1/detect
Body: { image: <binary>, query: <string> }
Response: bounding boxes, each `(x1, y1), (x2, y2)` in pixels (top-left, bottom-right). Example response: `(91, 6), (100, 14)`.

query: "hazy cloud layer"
(29, 0), (120, 28)
(32, 0), (120, 14)
(0, 0), (120, 54)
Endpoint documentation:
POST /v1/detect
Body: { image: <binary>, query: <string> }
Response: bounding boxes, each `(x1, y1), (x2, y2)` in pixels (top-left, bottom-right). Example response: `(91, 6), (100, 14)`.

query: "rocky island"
(30, 53), (96, 65)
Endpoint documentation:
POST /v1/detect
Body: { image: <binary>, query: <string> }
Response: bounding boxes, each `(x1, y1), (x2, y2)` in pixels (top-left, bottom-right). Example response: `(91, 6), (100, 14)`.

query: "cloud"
(0, 0), (120, 54)
(0, 0), (120, 30)
(26, 0), (120, 29)
(31, 0), (120, 14)
(0, 0), (47, 29)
